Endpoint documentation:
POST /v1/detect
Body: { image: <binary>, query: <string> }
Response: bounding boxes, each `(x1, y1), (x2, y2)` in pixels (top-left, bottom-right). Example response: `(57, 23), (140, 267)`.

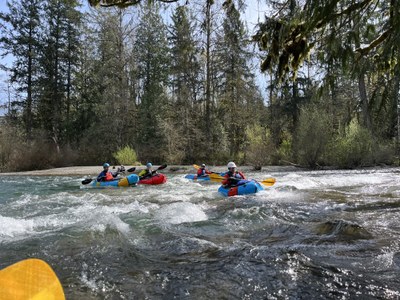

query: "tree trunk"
(395, 74), (400, 154)
(358, 72), (372, 130)
(205, 0), (212, 137)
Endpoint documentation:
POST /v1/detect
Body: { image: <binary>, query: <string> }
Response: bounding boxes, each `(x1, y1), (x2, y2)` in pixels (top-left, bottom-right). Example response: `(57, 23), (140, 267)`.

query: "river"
(1, 168), (400, 299)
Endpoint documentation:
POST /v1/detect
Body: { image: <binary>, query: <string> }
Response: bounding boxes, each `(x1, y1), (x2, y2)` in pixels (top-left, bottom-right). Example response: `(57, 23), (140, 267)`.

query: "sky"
(0, 0), (268, 115)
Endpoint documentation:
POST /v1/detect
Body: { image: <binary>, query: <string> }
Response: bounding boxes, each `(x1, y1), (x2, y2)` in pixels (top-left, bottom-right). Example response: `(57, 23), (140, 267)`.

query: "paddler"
(222, 161), (246, 187)
(97, 163), (119, 182)
(139, 162), (156, 179)
(197, 163), (212, 177)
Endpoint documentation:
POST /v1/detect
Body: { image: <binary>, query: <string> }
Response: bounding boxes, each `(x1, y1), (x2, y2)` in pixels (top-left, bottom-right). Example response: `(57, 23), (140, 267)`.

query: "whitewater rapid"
(1, 168), (400, 299)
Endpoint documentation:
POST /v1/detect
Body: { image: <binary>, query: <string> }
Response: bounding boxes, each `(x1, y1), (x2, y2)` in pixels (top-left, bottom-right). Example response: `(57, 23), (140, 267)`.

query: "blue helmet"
(146, 162), (152, 168)
(103, 163), (110, 168)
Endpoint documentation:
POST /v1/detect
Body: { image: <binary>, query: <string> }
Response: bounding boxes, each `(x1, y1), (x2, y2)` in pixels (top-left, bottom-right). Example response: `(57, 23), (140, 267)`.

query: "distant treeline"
(0, 0), (399, 171)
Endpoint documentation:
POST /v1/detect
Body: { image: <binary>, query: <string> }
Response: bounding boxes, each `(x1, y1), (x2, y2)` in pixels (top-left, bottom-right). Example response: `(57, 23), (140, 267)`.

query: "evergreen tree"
(168, 5), (202, 163)
(215, 0), (263, 160)
(134, 3), (169, 162)
(37, 0), (81, 151)
(0, 0), (42, 138)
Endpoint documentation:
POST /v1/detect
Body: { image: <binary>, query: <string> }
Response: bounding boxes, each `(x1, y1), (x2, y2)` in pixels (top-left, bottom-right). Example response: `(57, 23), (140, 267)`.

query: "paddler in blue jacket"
(97, 163), (120, 182)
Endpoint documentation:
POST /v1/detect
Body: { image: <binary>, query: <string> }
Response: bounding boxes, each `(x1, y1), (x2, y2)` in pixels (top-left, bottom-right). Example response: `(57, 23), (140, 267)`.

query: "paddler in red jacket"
(197, 164), (212, 177)
(222, 161), (246, 187)
(97, 163), (119, 182)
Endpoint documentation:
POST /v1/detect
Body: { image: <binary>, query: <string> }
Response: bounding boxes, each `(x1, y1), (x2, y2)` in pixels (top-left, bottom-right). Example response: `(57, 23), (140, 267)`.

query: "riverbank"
(0, 165), (301, 176)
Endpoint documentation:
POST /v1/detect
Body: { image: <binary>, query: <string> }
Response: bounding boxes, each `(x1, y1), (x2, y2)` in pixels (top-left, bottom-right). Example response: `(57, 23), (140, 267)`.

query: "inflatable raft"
(218, 180), (264, 197)
(92, 174), (139, 187)
(185, 174), (211, 181)
(139, 173), (167, 185)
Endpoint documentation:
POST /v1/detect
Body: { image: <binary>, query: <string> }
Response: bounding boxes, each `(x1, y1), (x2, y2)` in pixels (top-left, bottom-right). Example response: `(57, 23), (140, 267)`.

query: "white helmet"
(227, 161), (237, 168)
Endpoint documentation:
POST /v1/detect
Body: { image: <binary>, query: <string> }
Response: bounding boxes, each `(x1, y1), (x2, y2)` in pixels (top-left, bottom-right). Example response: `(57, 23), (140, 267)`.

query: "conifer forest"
(0, 0), (399, 171)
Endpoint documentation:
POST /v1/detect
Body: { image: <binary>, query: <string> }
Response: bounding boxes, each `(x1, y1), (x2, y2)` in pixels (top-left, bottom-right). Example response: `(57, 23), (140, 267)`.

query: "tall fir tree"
(134, 3), (169, 162)
(85, 8), (137, 161)
(167, 5), (203, 163)
(215, 0), (263, 160)
(37, 0), (81, 151)
(0, 0), (42, 138)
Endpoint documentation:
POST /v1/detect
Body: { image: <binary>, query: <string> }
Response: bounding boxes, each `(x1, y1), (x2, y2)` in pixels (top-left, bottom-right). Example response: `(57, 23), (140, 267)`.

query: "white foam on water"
(155, 202), (208, 224)
(79, 262), (115, 293)
(258, 187), (304, 203)
(270, 171), (395, 194)
(0, 215), (35, 238)
(0, 188), (158, 243)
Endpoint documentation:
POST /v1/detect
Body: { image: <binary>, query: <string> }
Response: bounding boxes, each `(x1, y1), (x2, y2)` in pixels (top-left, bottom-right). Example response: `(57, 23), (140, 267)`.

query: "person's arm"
(221, 173), (230, 185)
(97, 171), (105, 181)
(239, 171), (246, 179)
(139, 169), (152, 179)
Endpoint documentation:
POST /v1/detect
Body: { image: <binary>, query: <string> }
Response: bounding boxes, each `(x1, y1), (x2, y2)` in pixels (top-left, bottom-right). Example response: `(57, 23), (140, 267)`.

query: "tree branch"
(355, 27), (393, 56)
(88, 0), (179, 7)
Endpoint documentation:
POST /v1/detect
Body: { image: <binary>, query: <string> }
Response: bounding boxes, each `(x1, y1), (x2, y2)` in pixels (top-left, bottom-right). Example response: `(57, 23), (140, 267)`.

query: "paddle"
(139, 164), (167, 180)
(81, 167), (136, 185)
(0, 258), (65, 300)
(81, 178), (93, 185)
(209, 172), (276, 186)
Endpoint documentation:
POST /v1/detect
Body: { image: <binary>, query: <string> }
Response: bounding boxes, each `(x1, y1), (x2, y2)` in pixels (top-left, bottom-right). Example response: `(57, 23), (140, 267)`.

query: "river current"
(1, 168), (400, 299)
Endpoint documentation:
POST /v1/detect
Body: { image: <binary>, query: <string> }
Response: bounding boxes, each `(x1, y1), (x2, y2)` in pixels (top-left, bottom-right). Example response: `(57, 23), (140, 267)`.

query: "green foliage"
(276, 131), (293, 164)
(215, 0), (265, 159)
(294, 104), (333, 168)
(2, 0), (400, 171)
(244, 124), (274, 168)
(113, 146), (137, 165)
(330, 119), (374, 168)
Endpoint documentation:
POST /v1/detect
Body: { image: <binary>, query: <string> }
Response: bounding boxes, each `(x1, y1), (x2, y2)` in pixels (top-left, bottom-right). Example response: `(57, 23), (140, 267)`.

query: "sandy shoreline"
(0, 165), (300, 176)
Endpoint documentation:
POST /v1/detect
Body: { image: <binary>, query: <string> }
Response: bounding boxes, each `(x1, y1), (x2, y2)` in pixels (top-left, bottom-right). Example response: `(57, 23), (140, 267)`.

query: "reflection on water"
(1, 168), (400, 299)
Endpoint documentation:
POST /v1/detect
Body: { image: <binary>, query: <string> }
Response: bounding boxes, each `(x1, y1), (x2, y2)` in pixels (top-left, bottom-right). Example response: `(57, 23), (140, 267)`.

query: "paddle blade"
(193, 164), (200, 170)
(261, 177), (276, 186)
(0, 258), (65, 300)
(209, 173), (224, 181)
(157, 164), (167, 171)
(127, 167), (136, 172)
(81, 178), (92, 185)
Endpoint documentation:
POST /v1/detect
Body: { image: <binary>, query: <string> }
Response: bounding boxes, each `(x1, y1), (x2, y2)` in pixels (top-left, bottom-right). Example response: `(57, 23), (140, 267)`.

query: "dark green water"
(1, 169), (400, 299)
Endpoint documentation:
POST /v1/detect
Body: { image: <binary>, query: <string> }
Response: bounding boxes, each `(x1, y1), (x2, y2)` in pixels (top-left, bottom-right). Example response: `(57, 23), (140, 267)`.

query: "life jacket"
(225, 170), (245, 179)
(222, 170), (245, 186)
(197, 168), (206, 176)
(139, 169), (152, 179)
(105, 172), (114, 181)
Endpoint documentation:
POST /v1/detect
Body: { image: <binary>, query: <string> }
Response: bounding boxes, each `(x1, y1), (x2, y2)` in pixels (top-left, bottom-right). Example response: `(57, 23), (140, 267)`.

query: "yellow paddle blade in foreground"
(0, 258), (65, 300)
(192, 164), (200, 170)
